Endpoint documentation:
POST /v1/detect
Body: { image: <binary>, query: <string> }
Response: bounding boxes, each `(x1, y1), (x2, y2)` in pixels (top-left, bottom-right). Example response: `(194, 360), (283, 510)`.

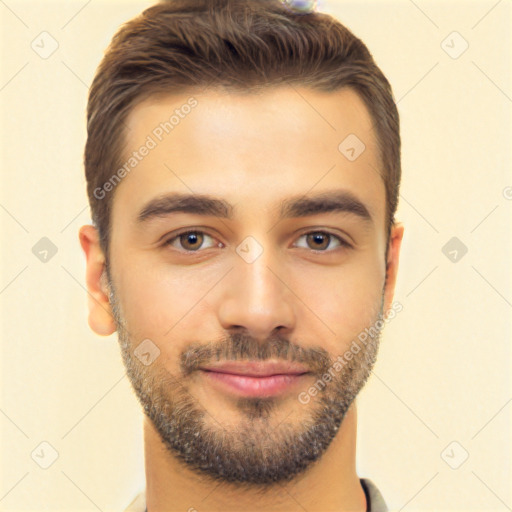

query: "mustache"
(180, 332), (332, 377)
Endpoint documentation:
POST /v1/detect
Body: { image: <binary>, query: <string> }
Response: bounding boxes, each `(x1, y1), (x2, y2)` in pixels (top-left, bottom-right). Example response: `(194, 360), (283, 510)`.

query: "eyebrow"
(136, 190), (373, 224)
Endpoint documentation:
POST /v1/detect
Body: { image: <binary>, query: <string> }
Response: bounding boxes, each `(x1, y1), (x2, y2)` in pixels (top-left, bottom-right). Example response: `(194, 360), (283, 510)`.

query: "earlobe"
(78, 225), (117, 336)
(383, 222), (404, 314)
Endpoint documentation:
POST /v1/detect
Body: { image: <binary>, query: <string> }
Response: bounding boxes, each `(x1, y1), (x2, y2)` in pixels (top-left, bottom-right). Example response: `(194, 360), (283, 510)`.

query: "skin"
(79, 86), (404, 511)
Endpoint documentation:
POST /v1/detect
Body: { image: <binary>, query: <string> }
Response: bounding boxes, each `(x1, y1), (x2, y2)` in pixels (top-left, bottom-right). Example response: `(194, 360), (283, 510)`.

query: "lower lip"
(200, 370), (308, 397)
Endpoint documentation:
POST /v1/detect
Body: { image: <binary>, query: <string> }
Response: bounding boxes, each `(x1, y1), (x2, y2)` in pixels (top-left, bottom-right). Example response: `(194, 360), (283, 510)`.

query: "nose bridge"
(217, 236), (296, 338)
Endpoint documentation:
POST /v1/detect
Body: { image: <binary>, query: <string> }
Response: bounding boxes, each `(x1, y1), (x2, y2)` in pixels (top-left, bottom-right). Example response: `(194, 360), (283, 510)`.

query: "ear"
(78, 225), (116, 336)
(383, 222), (404, 314)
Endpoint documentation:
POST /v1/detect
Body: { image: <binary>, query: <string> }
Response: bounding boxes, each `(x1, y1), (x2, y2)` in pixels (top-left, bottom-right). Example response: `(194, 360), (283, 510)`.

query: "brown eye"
(306, 232), (330, 250)
(165, 230), (218, 252)
(179, 231), (204, 251)
(294, 231), (349, 252)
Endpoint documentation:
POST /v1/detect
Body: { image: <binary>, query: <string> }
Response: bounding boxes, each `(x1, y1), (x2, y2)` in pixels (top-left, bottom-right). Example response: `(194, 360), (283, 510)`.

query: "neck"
(143, 401), (366, 512)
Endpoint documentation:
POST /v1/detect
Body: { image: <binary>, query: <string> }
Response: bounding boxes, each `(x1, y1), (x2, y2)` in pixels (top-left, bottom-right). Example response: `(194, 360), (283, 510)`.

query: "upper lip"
(199, 360), (309, 377)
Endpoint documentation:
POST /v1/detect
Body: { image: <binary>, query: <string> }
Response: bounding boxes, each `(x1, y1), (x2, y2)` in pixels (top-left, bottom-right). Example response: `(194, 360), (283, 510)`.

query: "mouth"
(198, 361), (311, 398)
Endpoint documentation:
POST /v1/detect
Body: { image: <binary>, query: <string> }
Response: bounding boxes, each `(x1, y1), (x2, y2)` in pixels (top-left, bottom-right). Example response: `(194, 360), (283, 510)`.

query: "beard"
(107, 274), (384, 488)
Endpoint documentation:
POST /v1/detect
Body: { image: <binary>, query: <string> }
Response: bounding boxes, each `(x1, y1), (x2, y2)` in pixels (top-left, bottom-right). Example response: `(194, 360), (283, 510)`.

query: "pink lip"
(199, 361), (310, 397)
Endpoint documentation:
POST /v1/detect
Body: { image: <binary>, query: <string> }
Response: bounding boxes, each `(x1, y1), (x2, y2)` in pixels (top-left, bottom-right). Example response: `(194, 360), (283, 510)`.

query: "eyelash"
(163, 229), (352, 253)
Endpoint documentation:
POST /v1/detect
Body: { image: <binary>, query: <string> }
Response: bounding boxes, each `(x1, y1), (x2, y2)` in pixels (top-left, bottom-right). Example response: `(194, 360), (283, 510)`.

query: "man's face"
(94, 86), (401, 485)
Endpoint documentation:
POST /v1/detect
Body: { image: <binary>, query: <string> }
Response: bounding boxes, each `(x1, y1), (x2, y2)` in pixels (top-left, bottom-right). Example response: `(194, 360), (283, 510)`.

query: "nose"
(217, 246), (296, 343)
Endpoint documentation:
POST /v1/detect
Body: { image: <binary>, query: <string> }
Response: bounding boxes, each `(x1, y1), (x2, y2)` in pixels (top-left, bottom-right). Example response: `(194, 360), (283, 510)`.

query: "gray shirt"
(124, 477), (388, 511)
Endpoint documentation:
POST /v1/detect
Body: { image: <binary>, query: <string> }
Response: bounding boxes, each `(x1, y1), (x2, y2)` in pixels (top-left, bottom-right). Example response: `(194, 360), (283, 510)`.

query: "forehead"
(112, 86), (385, 229)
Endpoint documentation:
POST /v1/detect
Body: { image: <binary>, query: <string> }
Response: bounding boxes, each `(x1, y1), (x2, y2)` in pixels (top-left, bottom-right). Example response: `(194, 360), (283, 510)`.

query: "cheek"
(113, 256), (221, 345)
(119, 270), (174, 332)
(292, 255), (384, 351)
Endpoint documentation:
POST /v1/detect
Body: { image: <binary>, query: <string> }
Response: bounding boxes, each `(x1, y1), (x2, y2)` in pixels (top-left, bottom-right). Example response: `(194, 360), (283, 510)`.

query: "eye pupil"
(181, 232), (203, 250)
(308, 232), (329, 250)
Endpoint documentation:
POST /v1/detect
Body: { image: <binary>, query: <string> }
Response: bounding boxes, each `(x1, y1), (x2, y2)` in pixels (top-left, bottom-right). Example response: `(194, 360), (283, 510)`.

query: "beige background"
(1, 0), (511, 510)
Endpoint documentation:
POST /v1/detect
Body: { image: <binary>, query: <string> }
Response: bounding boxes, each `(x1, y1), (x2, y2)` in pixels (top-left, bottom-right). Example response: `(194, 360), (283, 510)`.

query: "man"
(79, 0), (404, 510)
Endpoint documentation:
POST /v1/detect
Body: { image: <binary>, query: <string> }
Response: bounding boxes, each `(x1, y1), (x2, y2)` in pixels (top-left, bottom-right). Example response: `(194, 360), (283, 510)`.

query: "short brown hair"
(85, 0), (400, 259)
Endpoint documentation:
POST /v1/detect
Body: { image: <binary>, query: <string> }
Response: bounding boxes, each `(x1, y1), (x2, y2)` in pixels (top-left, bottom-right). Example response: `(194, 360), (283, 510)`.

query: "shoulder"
(360, 478), (388, 512)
